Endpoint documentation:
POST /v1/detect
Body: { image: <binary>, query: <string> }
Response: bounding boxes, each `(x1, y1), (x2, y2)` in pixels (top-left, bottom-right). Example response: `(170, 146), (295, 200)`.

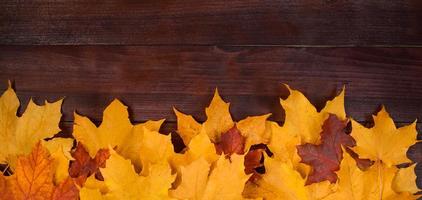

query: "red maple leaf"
(68, 143), (110, 183)
(297, 114), (355, 185)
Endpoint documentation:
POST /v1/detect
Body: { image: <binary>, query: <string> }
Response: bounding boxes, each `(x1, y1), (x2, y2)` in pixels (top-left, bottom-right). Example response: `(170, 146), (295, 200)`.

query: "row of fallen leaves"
(0, 81), (420, 200)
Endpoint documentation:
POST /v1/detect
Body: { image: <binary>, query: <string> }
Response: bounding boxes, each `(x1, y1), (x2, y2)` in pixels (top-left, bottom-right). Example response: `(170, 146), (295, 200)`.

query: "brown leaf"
(69, 143), (110, 183)
(297, 114), (355, 185)
(215, 125), (245, 155)
(244, 146), (265, 182)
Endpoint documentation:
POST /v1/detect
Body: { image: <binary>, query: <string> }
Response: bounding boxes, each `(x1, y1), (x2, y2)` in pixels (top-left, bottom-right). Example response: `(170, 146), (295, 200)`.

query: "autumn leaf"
(1, 142), (78, 200)
(69, 143), (110, 182)
(243, 155), (311, 200)
(171, 155), (250, 200)
(322, 150), (419, 200)
(392, 164), (419, 194)
(171, 127), (219, 169)
(351, 107), (418, 166)
(278, 84), (345, 144)
(173, 107), (202, 145)
(297, 114), (355, 184)
(267, 85), (345, 176)
(97, 150), (175, 200)
(73, 99), (164, 170)
(42, 138), (75, 184)
(138, 127), (175, 175)
(244, 147), (265, 181)
(0, 81), (63, 169)
(173, 89), (271, 182)
(203, 89), (235, 142)
(215, 125), (245, 155)
(237, 114), (272, 150)
(169, 158), (210, 199)
(174, 89), (270, 149)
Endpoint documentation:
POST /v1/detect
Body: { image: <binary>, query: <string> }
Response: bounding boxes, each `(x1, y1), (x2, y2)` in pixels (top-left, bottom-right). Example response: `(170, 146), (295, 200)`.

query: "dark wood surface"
(1, 1), (421, 189)
(1, 0), (422, 45)
(1, 46), (422, 123)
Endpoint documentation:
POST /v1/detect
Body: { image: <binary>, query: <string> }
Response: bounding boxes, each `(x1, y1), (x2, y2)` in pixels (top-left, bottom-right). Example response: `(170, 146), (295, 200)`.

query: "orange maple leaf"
(0, 142), (79, 200)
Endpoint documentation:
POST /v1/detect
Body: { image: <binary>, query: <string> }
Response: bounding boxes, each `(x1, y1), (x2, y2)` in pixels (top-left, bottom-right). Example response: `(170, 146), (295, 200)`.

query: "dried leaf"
(0, 81), (63, 169)
(297, 114), (355, 184)
(351, 107), (418, 166)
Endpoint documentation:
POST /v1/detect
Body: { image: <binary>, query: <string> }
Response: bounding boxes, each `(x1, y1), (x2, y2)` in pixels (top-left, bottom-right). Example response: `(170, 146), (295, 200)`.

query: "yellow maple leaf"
(323, 150), (418, 200)
(138, 127), (175, 175)
(171, 154), (250, 200)
(278, 84), (345, 145)
(203, 89), (235, 142)
(42, 137), (74, 184)
(243, 156), (310, 200)
(243, 154), (335, 200)
(78, 174), (109, 200)
(174, 89), (271, 151)
(99, 150), (175, 200)
(80, 187), (106, 200)
(0, 81), (63, 169)
(171, 127), (219, 169)
(351, 107), (418, 166)
(173, 107), (202, 145)
(392, 164), (419, 194)
(237, 114), (271, 150)
(169, 157), (211, 199)
(73, 98), (164, 169)
(267, 121), (304, 172)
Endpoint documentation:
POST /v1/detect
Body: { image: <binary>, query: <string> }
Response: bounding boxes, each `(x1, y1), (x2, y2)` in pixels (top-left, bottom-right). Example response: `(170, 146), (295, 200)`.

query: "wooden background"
(0, 0), (421, 188)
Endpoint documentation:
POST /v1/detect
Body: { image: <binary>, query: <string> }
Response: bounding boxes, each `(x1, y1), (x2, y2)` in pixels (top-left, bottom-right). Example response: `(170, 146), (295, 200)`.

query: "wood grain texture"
(1, 46), (422, 124)
(1, 0), (422, 45)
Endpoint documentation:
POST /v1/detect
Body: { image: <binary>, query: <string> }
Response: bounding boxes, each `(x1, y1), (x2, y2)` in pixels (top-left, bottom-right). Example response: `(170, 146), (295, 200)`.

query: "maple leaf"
(244, 146), (265, 175)
(174, 89), (270, 148)
(170, 155), (250, 200)
(278, 85), (345, 144)
(69, 143), (110, 182)
(42, 138), (75, 184)
(205, 124), (265, 180)
(138, 127), (175, 175)
(322, 150), (419, 200)
(97, 150), (175, 200)
(267, 85), (345, 176)
(1, 142), (78, 200)
(170, 127), (219, 180)
(215, 125), (245, 155)
(173, 107), (202, 145)
(0, 81), (63, 169)
(203, 89), (235, 142)
(351, 107), (418, 166)
(267, 121), (303, 171)
(237, 114), (272, 150)
(297, 114), (355, 184)
(392, 164), (420, 194)
(243, 155), (311, 200)
(72, 98), (164, 170)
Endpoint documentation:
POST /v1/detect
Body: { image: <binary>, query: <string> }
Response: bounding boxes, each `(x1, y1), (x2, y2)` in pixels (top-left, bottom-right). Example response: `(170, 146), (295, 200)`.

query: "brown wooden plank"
(1, 1), (422, 45)
(1, 46), (422, 123)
